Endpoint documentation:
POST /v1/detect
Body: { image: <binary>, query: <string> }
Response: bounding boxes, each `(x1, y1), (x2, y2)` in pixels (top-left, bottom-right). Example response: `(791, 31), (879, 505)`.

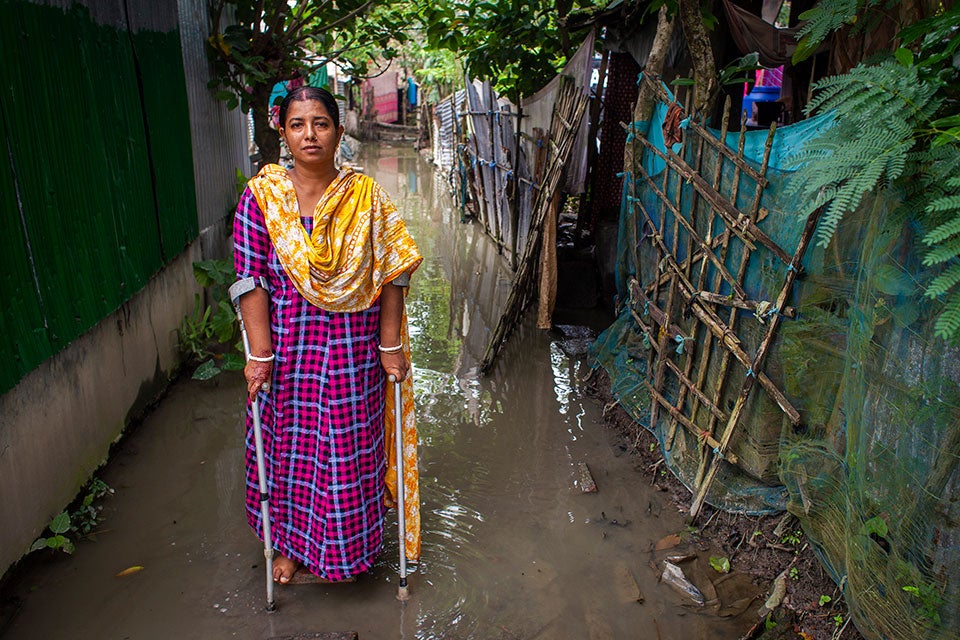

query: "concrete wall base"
(0, 240), (204, 576)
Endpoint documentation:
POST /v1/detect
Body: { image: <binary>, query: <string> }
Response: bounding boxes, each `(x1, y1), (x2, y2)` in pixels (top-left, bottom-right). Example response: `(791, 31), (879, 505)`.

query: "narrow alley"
(0, 147), (759, 640)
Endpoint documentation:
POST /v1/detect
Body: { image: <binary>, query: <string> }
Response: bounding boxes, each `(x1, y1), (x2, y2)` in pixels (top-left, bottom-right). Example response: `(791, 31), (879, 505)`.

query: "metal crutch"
(230, 279), (276, 612)
(388, 374), (410, 601)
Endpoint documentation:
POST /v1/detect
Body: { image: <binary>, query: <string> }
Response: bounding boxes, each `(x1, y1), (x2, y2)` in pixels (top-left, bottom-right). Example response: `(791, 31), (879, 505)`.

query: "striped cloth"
(234, 188), (387, 580)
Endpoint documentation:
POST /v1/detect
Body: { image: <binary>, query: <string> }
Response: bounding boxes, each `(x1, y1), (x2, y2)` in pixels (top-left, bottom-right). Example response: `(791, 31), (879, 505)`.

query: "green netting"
(591, 85), (959, 638)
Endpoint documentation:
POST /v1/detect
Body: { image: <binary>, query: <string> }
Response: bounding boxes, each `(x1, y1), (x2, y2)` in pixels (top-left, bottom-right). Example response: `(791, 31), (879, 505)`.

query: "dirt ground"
(585, 369), (866, 640)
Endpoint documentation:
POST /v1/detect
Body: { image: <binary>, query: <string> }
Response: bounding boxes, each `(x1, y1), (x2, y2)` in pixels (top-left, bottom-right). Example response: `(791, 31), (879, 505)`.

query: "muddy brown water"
(1, 148), (761, 639)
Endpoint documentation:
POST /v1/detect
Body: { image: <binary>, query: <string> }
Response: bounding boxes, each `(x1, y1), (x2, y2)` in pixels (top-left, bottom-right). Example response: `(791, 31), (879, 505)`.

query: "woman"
(233, 86), (422, 584)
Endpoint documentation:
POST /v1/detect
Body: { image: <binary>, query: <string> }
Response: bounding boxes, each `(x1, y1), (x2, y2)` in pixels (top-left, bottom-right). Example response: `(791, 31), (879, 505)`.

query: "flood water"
(1, 147), (760, 639)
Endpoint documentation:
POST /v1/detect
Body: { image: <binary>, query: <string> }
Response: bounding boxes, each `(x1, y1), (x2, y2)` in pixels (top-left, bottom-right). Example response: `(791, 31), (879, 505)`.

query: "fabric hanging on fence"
(721, 0), (827, 67)
(363, 71), (399, 123)
(536, 192), (561, 329)
(521, 30), (595, 194)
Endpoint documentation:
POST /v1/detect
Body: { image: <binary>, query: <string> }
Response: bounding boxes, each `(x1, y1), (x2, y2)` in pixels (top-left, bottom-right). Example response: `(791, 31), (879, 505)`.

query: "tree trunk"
(633, 4), (677, 125)
(251, 82), (281, 165)
(677, 0), (717, 116)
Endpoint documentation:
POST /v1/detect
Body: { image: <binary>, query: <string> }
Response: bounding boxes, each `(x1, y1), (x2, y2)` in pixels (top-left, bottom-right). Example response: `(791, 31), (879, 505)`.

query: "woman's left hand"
(381, 351), (409, 381)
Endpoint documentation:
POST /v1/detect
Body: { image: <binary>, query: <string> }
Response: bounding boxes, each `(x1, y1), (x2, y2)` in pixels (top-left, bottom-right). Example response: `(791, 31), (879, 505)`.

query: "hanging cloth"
(722, 0), (828, 67)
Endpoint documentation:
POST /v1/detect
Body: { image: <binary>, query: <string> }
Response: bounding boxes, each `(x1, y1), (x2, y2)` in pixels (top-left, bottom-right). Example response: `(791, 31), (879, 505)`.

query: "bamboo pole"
(689, 204), (823, 519)
(692, 112), (752, 488)
(666, 97), (733, 451)
(691, 121), (779, 515)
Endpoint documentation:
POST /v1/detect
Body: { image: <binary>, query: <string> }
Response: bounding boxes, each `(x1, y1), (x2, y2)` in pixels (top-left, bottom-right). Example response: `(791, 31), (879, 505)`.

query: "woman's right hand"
(244, 360), (273, 400)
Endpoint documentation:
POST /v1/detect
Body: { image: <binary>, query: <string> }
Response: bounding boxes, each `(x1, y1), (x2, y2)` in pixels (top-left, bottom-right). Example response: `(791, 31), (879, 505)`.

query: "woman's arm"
(240, 287), (273, 398)
(379, 282), (409, 380)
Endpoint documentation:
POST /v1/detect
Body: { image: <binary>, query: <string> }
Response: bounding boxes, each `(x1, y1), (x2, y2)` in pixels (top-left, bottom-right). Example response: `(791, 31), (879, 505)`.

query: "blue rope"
(746, 368), (755, 378)
(713, 447), (724, 460)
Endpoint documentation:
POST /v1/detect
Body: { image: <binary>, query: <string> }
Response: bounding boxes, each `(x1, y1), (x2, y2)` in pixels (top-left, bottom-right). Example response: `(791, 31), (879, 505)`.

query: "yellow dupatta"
(248, 164), (423, 561)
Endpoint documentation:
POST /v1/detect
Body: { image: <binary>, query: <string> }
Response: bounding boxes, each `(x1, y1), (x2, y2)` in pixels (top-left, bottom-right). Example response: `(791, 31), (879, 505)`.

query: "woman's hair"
(278, 86), (340, 130)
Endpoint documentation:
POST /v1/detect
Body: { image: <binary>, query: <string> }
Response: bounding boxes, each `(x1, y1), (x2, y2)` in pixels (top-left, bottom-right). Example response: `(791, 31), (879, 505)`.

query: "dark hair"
(278, 86), (340, 130)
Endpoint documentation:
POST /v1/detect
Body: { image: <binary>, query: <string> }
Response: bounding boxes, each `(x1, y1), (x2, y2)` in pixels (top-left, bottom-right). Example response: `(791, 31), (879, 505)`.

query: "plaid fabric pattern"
(234, 188), (386, 581)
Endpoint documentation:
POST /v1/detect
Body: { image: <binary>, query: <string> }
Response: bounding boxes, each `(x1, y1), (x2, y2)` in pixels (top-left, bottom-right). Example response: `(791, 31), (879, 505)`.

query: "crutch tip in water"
(231, 85), (423, 610)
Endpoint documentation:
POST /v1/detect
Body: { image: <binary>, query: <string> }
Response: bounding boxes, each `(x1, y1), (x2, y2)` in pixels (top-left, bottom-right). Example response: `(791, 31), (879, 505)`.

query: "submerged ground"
(1, 148), (782, 639)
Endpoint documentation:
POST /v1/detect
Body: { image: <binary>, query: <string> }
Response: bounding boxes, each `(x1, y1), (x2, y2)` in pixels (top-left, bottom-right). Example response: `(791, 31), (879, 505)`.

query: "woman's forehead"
(285, 99), (332, 119)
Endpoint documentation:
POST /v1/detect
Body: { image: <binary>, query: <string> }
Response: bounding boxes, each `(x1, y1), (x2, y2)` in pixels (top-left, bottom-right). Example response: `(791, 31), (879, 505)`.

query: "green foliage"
(207, 0), (375, 110)
(819, 594), (833, 606)
(792, 0), (897, 63)
(789, 3), (960, 339)
(902, 582), (944, 625)
(178, 260), (245, 379)
(708, 555), (730, 573)
(782, 529), (803, 546)
(418, 0), (604, 101)
(30, 478), (114, 555)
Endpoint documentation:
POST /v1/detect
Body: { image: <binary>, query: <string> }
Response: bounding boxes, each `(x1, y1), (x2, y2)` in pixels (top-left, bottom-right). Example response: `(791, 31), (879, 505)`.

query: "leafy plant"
(178, 260), (245, 380)
(782, 529), (803, 546)
(709, 555), (731, 573)
(902, 582), (944, 625)
(788, 3), (960, 339)
(789, 567), (799, 580)
(30, 478), (114, 554)
(30, 512), (74, 554)
(819, 594), (833, 606)
(833, 613), (844, 627)
(71, 478), (114, 535)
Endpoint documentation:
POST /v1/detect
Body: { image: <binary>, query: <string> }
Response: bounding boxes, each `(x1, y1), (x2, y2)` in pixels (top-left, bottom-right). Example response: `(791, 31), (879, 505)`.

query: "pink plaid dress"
(234, 187), (386, 581)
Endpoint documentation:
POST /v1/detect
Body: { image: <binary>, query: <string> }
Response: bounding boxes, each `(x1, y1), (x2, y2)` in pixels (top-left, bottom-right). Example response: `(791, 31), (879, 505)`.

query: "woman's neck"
(289, 163), (339, 191)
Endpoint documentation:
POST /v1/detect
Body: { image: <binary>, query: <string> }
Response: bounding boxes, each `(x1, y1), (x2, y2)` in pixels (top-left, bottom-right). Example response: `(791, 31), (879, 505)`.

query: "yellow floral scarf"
(248, 164), (423, 561)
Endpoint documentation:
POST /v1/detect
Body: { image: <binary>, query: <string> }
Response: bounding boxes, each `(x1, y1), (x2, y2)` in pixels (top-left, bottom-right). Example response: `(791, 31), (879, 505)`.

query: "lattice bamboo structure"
(625, 76), (822, 519)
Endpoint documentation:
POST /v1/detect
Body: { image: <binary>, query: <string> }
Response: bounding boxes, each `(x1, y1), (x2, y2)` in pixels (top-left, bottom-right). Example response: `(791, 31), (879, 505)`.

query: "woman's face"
(280, 99), (343, 166)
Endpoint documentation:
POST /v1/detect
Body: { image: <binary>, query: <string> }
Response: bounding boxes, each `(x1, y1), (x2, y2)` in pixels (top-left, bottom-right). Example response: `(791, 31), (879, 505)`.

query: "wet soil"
(586, 370), (866, 640)
(0, 147), (846, 640)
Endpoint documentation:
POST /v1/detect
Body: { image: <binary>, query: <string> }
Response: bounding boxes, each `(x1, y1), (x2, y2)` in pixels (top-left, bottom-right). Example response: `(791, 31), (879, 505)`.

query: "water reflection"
(360, 146), (751, 640)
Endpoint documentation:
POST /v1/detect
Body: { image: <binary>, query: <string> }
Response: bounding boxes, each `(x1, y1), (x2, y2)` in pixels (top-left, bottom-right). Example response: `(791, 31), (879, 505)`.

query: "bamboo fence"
(625, 76), (821, 519)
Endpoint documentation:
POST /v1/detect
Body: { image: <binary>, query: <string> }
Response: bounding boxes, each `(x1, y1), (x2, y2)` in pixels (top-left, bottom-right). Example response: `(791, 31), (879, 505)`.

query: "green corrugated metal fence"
(0, 0), (198, 394)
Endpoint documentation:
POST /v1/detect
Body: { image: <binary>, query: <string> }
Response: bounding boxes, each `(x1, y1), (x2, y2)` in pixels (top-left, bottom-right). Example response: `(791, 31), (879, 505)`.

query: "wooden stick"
(628, 279), (799, 424)
(692, 291), (796, 318)
(691, 121), (782, 517)
(633, 160), (748, 300)
(693, 112), (751, 489)
(689, 204), (822, 518)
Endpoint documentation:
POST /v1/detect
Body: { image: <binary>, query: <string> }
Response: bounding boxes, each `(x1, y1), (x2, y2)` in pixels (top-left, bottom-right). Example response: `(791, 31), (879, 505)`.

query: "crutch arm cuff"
(230, 276), (269, 305)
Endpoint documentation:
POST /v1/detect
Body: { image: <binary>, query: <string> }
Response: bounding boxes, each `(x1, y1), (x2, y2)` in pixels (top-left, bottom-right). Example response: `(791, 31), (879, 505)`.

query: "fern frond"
(926, 195), (960, 215)
(922, 236), (960, 266)
(924, 213), (960, 246)
(933, 295), (960, 340)
(925, 264), (960, 298)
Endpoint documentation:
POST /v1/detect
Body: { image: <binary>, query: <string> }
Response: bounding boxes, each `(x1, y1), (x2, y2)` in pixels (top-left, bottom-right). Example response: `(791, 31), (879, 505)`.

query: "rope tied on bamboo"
(674, 334), (694, 355)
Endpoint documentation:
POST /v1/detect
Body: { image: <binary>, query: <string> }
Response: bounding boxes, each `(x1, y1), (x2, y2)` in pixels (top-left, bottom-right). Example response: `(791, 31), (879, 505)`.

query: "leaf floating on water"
(115, 565), (144, 578)
(654, 533), (682, 550)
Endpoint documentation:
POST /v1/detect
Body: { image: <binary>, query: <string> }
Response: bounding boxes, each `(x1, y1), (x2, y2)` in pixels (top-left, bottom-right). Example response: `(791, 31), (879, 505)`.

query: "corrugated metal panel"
(0, 119), (53, 381)
(432, 90), (463, 171)
(177, 0), (251, 231)
(0, 0), (201, 394)
(129, 2), (199, 256)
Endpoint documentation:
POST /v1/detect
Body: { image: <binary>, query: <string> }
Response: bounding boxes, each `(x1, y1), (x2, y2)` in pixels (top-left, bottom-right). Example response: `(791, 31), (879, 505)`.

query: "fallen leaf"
(115, 565), (144, 578)
(654, 533), (682, 550)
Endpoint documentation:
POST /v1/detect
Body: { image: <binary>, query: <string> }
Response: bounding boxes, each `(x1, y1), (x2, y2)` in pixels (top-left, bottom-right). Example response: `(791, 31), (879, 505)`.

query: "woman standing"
(233, 86), (422, 583)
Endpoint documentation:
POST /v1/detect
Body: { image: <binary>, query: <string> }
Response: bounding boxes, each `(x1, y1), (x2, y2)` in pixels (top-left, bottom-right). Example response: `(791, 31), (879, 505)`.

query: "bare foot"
(273, 554), (298, 584)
